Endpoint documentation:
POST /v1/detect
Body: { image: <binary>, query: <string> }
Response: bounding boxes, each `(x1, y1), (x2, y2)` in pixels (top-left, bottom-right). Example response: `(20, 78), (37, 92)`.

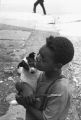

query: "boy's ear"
(58, 63), (63, 68)
(56, 63), (63, 69)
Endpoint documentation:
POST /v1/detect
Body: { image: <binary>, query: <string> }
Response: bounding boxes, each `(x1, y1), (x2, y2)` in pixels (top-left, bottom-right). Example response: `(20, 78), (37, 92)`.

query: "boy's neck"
(45, 69), (61, 80)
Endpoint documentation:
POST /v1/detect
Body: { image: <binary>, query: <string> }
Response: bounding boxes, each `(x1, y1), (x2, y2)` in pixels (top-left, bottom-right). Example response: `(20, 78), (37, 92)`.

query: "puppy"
(17, 52), (36, 74)
(11, 52), (40, 106)
(16, 52), (40, 93)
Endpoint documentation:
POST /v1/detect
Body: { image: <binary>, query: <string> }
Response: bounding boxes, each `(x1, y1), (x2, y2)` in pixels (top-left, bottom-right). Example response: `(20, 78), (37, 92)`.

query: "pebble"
(0, 81), (4, 83)
(8, 77), (14, 81)
(10, 100), (18, 105)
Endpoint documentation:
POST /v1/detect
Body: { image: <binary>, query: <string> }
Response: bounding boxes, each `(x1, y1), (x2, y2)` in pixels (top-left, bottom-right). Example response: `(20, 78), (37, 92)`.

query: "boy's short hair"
(46, 36), (74, 65)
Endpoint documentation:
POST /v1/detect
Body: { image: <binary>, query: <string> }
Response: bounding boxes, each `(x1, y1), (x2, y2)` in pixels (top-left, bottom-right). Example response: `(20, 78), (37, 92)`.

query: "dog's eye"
(28, 61), (35, 67)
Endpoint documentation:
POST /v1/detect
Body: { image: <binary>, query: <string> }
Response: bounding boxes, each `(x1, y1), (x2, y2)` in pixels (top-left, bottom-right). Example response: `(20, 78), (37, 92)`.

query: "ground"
(0, 23), (81, 120)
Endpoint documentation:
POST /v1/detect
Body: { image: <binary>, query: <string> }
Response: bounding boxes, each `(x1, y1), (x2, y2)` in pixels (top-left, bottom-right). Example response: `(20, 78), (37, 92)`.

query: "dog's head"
(17, 52), (36, 74)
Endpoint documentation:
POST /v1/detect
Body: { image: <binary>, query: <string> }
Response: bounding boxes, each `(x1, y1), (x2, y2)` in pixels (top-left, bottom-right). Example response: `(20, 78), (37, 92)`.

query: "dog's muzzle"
(29, 67), (36, 74)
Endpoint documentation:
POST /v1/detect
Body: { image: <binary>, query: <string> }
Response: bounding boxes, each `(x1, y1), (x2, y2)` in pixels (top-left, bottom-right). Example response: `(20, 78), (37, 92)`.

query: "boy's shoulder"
(49, 76), (70, 96)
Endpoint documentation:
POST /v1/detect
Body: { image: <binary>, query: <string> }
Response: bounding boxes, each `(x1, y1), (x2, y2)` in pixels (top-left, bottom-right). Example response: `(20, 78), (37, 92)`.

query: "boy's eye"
(37, 53), (41, 58)
(37, 52), (46, 62)
(36, 53), (41, 62)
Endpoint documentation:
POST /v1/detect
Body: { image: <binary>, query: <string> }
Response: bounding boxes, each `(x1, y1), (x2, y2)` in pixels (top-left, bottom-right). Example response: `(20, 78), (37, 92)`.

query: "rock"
(8, 77), (14, 81)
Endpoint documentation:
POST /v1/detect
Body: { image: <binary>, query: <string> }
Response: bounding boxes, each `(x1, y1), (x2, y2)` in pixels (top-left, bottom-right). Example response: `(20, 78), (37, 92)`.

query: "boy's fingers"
(25, 96), (34, 105)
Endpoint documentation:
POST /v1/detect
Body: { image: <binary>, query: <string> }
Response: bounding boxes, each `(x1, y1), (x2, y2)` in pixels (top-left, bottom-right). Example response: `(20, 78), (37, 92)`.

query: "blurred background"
(0, 0), (81, 15)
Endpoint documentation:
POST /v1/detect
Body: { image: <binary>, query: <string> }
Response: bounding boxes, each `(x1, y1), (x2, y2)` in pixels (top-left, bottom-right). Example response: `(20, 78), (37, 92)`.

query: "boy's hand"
(15, 94), (36, 108)
(15, 94), (28, 108)
(25, 94), (36, 105)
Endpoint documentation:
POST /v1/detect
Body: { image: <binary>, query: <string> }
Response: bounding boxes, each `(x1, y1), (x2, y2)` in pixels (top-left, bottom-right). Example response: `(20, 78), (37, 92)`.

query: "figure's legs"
(33, 0), (39, 13)
(40, 2), (46, 15)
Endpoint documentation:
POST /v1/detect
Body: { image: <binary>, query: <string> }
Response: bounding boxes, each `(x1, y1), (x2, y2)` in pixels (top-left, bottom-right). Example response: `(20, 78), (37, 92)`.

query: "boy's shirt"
(35, 73), (71, 120)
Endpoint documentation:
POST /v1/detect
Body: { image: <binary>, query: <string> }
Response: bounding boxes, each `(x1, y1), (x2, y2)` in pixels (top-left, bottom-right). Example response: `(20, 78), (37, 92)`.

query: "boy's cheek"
(35, 62), (44, 71)
(35, 63), (41, 69)
(35, 59), (41, 67)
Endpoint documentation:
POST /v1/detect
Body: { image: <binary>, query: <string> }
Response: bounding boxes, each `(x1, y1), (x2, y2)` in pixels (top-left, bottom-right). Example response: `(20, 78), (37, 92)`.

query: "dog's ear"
(17, 60), (29, 71)
(17, 60), (24, 68)
(28, 52), (35, 59)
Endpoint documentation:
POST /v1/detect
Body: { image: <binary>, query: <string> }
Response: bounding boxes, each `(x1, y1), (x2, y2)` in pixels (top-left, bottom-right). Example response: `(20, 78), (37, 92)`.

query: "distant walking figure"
(33, 0), (46, 15)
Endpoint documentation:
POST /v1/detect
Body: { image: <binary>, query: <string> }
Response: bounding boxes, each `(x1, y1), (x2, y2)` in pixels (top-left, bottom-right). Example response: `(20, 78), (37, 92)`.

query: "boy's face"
(36, 45), (55, 72)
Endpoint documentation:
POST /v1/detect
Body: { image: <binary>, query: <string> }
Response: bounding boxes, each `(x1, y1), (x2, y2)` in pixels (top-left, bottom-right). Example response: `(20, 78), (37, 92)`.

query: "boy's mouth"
(35, 62), (41, 71)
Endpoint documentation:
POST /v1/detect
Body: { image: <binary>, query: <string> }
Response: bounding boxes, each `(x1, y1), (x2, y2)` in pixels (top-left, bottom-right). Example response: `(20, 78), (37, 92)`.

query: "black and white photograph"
(0, 0), (81, 120)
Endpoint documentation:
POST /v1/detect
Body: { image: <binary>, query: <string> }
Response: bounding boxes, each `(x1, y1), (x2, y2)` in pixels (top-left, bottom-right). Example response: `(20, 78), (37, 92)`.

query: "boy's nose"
(36, 54), (41, 62)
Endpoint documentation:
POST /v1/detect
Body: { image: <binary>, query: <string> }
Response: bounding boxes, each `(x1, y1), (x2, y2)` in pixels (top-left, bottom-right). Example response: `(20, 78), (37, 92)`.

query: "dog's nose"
(30, 67), (36, 74)
(31, 70), (35, 74)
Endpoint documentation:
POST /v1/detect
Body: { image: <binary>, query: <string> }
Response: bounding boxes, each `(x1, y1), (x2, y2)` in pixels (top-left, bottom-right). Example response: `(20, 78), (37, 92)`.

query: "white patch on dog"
(19, 67), (40, 91)
(23, 57), (28, 63)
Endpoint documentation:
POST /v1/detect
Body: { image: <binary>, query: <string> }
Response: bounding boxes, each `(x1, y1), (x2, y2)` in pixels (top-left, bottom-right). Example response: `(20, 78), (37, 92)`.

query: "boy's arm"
(25, 73), (44, 120)
(28, 106), (44, 120)
(28, 89), (70, 120)
(27, 95), (62, 120)
(42, 89), (70, 120)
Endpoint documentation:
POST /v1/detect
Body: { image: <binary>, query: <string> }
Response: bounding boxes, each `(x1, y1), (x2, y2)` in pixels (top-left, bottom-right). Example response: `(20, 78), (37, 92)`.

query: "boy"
(16, 36), (74, 120)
